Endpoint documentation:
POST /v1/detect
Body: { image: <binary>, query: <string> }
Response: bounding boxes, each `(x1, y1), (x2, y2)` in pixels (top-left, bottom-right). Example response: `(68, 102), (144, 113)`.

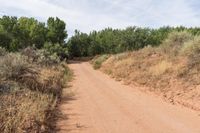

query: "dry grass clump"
(181, 36), (200, 55)
(149, 60), (172, 76)
(0, 89), (55, 133)
(112, 52), (131, 61)
(100, 46), (167, 86)
(160, 31), (193, 56)
(0, 50), (70, 132)
(177, 36), (200, 85)
(181, 36), (200, 67)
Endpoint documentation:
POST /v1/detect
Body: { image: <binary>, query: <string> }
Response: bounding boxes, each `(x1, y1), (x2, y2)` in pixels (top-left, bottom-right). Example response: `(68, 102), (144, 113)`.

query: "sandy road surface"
(57, 61), (200, 133)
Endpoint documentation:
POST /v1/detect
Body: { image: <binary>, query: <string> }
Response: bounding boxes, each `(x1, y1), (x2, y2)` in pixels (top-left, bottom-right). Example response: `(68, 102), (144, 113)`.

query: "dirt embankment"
(99, 51), (200, 111)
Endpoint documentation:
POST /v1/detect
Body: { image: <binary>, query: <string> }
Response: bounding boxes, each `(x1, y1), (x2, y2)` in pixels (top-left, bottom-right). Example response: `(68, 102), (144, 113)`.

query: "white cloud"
(0, 0), (200, 36)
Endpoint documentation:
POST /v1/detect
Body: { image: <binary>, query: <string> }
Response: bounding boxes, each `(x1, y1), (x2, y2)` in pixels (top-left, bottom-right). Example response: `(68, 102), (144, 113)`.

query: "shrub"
(180, 36), (200, 67)
(181, 36), (200, 56)
(21, 47), (38, 62)
(0, 51), (69, 132)
(0, 53), (33, 81)
(92, 54), (109, 69)
(21, 46), (62, 66)
(0, 52), (65, 95)
(161, 31), (193, 56)
(0, 47), (7, 56)
(44, 42), (69, 60)
(36, 49), (61, 66)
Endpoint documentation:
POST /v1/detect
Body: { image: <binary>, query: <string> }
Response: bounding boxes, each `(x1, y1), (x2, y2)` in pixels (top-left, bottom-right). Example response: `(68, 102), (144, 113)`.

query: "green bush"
(0, 16), (67, 52)
(36, 49), (61, 66)
(44, 42), (69, 60)
(92, 54), (109, 69)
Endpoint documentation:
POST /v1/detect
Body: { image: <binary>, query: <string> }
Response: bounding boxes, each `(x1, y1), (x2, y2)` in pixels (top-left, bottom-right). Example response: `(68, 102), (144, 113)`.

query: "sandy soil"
(57, 61), (200, 133)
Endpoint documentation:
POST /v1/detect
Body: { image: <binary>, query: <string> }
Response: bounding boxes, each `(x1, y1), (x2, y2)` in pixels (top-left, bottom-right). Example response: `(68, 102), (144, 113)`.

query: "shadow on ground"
(53, 69), (88, 133)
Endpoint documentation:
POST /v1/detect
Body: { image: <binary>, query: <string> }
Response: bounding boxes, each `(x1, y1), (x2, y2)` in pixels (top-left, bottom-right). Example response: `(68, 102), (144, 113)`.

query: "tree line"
(67, 26), (200, 57)
(2, 15), (200, 58)
(0, 16), (67, 51)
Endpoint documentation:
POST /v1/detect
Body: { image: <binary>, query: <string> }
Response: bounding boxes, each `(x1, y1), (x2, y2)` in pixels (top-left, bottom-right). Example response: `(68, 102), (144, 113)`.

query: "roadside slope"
(57, 61), (200, 133)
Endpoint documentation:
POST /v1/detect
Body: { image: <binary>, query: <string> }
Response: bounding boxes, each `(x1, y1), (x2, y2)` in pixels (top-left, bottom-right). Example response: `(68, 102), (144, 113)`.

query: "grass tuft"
(92, 54), (109, 69)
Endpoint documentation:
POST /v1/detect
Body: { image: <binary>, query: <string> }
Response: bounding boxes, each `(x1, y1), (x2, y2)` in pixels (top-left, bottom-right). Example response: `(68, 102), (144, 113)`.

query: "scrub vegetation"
(0, 16), (72, 133)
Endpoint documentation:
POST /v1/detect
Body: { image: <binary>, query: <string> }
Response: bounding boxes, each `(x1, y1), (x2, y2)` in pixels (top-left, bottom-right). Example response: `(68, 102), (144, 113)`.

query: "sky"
(0, 0), (200, 37)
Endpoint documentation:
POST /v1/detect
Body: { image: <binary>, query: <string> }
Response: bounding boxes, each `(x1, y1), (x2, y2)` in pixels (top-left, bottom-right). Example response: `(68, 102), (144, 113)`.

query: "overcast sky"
(0, 0), (200, 36)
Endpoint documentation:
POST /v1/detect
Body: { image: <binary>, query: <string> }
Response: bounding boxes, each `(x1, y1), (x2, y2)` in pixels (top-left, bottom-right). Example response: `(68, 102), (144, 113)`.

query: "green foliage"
(66, 26), (171, 57)
(0, 16), (18, 51)
(18, 17), (48, 48)
(67, 30), (91, 57)
(44, 42), (64, 55)
(47, 17), (67, 44)
(67, 26), (200, 58)
(44, 42), (69, 60)
(3, 15), (200, 59)
(0, 16), (67, 52)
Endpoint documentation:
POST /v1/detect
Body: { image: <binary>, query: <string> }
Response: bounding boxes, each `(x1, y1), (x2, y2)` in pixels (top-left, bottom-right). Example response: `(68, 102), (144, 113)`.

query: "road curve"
(57, 61), (200, 133)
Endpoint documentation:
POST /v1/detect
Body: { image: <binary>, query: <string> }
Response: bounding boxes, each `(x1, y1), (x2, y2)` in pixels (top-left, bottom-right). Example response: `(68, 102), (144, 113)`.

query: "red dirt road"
(57, 61), (200, 133)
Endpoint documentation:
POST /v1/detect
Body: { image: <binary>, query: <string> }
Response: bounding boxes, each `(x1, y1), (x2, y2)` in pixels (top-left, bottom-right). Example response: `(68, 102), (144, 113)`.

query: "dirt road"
(57, 61), (200, 133)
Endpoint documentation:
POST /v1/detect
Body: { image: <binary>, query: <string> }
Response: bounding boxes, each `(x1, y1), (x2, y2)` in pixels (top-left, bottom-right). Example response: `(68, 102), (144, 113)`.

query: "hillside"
(92, 31), (200, 111)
